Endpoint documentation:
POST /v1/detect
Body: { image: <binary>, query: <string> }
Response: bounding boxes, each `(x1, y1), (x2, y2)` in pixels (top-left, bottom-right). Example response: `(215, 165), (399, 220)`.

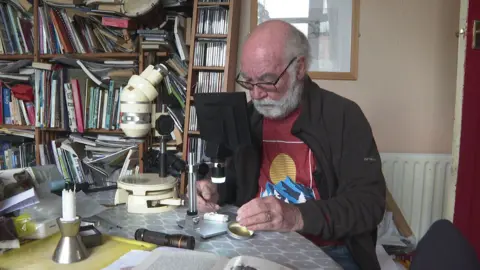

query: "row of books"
(139, 14), (190, 62)
(41, 137), (94, 184)
(1, 83), (35, 126)
(193, 39), (227, 67)
(163, 70), (187, 109)
(3, 59), (187, 133)
(70, 134), (140, 187)
(38, 5), (136, 54)
(83, 81), (122, 131)
(0, 2), (33, 55)
(34, 67), (67, 129)
(34, 67), (127, 132)
(0, 141), (35, 170)
(39, 134), (140, 188)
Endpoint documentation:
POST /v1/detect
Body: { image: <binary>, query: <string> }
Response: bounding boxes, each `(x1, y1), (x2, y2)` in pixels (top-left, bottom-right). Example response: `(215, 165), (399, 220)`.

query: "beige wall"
(235, 0), (460, 153)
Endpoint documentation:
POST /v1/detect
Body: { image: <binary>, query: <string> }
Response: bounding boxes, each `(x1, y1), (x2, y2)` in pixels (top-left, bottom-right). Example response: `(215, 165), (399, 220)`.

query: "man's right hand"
(195, 180), (220, 212)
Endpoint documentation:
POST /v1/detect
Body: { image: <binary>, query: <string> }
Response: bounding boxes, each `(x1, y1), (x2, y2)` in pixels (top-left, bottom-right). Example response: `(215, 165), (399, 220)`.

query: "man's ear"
(296, 56), (307, 80)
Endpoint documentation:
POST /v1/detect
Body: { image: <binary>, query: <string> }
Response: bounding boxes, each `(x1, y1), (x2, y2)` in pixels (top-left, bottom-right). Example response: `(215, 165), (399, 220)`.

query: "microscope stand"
(177, 153), (230, 239)
(177, 214), (229, 239)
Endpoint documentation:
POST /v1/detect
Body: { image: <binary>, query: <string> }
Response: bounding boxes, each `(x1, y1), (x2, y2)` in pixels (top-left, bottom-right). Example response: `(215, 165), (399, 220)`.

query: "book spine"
(111, 88), (119, 130)
(25, 102), (35, 126)
(3, 87), (11, 124)
(116, 87), (122, 129)
(88, 87), (94, 128)
(105, 81), (114, 129)
(71, 79), (84, 133)
(0, 82), (3, 125)
(101, 91), (108, 129)
(49, 8), (74, 53)
(101, 17), (136, 29)
(64, 83), (78, 132)
(50, 79), (57, 128)
(19, 100), (30, 126)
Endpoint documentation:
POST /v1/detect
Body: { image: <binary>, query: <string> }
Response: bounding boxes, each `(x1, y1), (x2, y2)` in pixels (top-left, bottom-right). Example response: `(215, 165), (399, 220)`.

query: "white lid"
(211, 177), (226, 184)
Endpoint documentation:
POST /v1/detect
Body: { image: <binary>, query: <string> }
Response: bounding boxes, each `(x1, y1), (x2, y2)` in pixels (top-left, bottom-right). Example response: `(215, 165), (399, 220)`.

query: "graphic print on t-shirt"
(258, 109), (341, 247)
(257, 109), (320, 202)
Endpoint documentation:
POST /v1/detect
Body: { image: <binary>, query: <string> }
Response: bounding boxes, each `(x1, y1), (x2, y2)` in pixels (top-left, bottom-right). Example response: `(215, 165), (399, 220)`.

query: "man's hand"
(236, 196), (304, 232)
(193, 180), (220, 212)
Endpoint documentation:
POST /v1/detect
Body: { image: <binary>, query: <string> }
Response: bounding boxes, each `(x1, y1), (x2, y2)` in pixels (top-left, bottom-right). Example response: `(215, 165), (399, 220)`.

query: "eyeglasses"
(235, 57), (298, 92)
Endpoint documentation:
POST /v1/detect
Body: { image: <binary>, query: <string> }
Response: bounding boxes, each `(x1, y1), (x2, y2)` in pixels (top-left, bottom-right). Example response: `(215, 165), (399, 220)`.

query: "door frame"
(445, 0), (469, 221)
(453, 0), (480, 256)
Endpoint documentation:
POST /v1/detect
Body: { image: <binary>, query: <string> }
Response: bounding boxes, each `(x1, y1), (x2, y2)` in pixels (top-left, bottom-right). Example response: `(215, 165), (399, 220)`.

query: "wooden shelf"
(195, 34), (228, 38)
(152, 140), (179, 147)
(0, 54), (34, 60)
(85, 129), (125, 134)
(40, 53), (140, 60)
(0, 124), (35, 130)
(41, 127), (68, 131)
(144, 52), (169, 57)
(198, 2), (230, 6)
(192, 66), (225, 71)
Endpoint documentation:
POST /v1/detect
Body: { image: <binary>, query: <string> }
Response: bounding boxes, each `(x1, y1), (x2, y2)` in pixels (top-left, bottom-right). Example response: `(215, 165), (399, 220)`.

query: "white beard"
(253, 75), (303, 119)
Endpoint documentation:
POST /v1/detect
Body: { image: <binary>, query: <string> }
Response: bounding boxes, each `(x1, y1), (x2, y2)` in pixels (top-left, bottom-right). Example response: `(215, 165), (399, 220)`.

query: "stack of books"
(0, 1), (33, 55)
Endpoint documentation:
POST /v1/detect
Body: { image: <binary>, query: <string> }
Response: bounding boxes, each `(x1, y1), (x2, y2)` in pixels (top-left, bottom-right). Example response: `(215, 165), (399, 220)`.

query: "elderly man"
(195, 20), (386, 270)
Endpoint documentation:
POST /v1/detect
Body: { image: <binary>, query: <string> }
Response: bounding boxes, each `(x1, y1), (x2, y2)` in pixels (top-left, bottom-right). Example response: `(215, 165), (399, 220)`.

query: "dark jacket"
(217, 77), (386, 270)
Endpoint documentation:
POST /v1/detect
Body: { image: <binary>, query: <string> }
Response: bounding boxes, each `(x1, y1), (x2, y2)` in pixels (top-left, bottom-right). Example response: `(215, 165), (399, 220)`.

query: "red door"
(454, 0), (480, 257)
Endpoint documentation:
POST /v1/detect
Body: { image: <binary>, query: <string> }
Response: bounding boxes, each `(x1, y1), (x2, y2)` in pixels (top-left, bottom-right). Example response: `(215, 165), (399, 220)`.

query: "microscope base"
(177, 214), (229, 239)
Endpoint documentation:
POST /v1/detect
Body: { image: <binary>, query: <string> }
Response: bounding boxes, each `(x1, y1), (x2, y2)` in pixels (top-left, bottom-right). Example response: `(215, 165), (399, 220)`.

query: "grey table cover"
(89, 190), (341, 270)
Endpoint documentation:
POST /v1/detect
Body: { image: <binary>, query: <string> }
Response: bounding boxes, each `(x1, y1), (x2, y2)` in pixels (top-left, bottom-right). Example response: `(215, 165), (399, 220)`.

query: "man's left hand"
(236, 196), (304, 232)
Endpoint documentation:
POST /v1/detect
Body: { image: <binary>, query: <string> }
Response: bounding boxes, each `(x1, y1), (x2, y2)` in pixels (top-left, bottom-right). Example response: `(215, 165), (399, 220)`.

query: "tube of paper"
(62, 184), (76, 221)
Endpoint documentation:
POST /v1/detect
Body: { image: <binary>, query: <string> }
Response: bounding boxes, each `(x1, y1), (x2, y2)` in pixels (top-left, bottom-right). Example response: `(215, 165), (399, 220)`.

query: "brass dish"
(227, 222), (254, 240)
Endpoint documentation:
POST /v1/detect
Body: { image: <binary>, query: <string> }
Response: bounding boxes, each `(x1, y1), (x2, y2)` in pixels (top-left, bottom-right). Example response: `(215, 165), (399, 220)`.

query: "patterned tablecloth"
(88, 190), (341, 270)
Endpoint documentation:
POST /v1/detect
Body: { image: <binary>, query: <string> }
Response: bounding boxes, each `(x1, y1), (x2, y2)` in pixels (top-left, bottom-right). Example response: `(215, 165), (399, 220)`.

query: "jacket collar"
(292, 76), (322, 134)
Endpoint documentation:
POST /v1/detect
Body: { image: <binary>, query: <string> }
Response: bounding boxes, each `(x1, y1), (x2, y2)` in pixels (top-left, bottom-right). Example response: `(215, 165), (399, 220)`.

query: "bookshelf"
(0, 0), (241, 187)
(0, 0), (186, 173)
(180, 0), (241, 194)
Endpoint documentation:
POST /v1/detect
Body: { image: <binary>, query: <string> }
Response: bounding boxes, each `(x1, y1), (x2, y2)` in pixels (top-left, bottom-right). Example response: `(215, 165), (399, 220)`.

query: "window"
(253, 0), (360, 80)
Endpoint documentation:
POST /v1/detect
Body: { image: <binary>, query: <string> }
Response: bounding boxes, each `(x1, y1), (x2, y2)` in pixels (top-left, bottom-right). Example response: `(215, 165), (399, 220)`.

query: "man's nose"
(250, 85), (268, 100)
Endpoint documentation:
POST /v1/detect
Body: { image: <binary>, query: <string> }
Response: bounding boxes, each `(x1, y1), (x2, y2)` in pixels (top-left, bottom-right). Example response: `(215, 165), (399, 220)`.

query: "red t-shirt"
(257, 108), (340, 247)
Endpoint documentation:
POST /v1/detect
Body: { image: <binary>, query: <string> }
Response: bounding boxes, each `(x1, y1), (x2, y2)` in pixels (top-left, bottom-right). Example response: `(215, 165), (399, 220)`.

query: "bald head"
(238, 20), (310, 119)
(242, 20), (293, 68)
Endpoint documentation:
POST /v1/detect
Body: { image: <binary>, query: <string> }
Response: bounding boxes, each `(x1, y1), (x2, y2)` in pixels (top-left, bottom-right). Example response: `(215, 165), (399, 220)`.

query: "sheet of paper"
(102, 250), (151, 270)
(133, 248), (225, 270)
(0, 188), (39, 215)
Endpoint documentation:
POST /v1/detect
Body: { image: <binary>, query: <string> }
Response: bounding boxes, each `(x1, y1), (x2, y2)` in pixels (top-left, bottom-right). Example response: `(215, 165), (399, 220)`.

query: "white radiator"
(380, 153), (452, 240)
